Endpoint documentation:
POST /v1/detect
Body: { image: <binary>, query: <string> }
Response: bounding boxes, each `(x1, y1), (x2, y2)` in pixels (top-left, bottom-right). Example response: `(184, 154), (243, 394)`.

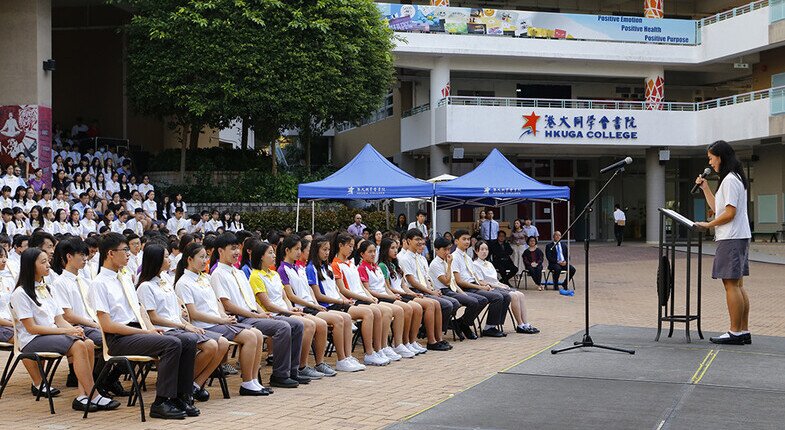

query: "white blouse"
(10, 285), (63, 350)
(175, 270), (222, 329)
(138, 276), (182, 331)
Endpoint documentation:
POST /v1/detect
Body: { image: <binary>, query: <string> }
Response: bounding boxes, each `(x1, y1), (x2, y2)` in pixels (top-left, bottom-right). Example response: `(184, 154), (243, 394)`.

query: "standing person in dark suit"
(545, 231), (575, 296)
(488, 231), (517, 284)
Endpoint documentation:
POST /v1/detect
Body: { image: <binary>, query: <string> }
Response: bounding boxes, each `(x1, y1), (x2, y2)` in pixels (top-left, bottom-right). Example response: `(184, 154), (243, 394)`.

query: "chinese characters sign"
(520, 111), (639, 141)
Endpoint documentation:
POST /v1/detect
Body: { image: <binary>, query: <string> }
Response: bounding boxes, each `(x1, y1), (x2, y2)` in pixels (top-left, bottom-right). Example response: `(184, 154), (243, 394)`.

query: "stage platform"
(389, 325), (785, 430)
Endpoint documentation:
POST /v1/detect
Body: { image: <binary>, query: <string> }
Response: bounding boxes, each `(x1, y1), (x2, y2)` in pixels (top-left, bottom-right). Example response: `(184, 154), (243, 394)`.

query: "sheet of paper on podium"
(661, 208), (695, 228)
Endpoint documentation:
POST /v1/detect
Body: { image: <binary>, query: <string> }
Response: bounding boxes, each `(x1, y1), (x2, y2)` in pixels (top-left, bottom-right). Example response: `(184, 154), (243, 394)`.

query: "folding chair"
(83, 325), (155, 422)
(0, 306), (65, 415)
(477, 306), (516, 335)
(543, 270), (576, 291)
(0, 341), (14, 387)
(350, 320), (364, 353)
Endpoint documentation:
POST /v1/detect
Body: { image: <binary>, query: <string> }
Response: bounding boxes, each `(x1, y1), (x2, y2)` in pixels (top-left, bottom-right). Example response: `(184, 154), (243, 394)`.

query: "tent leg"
(311, 201), (315, 233)
(567, 200), (570, 283)
(432, 197), (437, 251)
(295, 198), (300, 232)
(550, 201), (555, 239)
(385, 200), (390, 231)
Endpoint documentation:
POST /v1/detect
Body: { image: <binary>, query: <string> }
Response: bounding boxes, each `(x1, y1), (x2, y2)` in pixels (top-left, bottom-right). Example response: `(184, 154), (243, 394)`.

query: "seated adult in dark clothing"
(521, 236), (545, 290)
(545, 231), (576, 295)
(488, 230), (517, 284)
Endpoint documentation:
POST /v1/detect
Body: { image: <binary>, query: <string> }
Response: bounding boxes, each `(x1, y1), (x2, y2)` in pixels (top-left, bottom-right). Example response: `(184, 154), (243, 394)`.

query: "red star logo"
(522, 112), (541, 136)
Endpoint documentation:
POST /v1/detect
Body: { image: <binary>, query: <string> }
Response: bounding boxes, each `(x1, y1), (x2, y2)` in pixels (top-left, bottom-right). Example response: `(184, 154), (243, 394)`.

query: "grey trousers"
(237, 315), (303, 379)
(426, 294), (459, 328)
(106, 331), (195, 398)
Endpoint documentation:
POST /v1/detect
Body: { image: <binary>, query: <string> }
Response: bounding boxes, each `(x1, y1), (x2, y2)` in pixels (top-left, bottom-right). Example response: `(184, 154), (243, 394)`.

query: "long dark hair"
(396, 213), (407, 228)
(241, 237), (258, 269)
(355, 240), (375, 266)
(15, 248), (46, 306)
(473, 239), (489, 261)
(378, 238), (402, 279)
(707, 140), (748, 189)
(329, 232), (353, 262)
(308, 235), (333, 282)
(250, 241), (272, 271)
(175, 242), (205, 284)
(137, 244), (166, 287)
(276, 234), (300, 268)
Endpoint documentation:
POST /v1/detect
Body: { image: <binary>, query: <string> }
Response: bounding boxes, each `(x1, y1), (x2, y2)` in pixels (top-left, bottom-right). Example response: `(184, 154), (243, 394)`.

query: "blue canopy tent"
(435, 149), (572, 270)
(296, 144), (435, 232)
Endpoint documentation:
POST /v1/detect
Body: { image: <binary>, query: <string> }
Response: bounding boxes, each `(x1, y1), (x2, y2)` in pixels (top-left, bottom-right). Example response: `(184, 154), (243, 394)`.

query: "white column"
(645, 67), (665, 110)
(646, 148), (666, 243)
(430, 58), (451, 237)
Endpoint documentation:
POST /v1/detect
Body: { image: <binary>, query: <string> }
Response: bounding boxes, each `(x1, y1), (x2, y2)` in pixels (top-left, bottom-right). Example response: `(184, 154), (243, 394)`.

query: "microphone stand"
(551, 167), (635, 355)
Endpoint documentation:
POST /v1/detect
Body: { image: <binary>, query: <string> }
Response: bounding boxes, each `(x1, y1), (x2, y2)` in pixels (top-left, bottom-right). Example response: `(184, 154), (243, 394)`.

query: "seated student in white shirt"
(79, 208), (99, 239)
(54, 189), (71, 212)
(0, 186), (13, 210)
(7, 233), (28, 275)
(304, 237), (370, 372)
(396, 229), (453, 351)
(275, 235), (339, 376)
(0, 246), (16, 343)
(11, 247), (120, 412)
(429, 236), (485, 341)
(186, 214), (202, 234)
(68, 209), (83, 236)
(143, 191), (157, 221)
(94, 233), (201, 419)
(126, 208), (146, 236)
(50, 238), (129, 396)
(52, 208), (70, 236)
(327, 232), (397, 365)
(111, 210), (128, 234)
(227, 212), (244, 232)
(452, 229), (511, 338)
(12, 207), (32, 236)
(472, 240), (539, 335)
(174, 242), (270, 396)
(166, 207), (189, 234)
(204, 210), (222, 233)
(355, 240), (417, 359)
(125, 190), (143, 214)
(137, 243), (230, 402)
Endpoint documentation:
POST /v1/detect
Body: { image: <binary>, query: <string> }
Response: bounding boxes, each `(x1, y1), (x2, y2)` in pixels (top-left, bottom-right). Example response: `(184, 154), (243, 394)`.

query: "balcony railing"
(698, 0), (768, 27)
(402, 103), (431, 118)
(399, 86), (785, 115)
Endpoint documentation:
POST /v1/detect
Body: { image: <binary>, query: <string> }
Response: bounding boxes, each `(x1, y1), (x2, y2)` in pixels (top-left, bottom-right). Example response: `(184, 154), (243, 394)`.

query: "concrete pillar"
(644, 0), (664, 18)
(645, 67), (665, 110)
(430, 57), (451, 237)
(0, 0), (52, 183)
(646, 148), (666, 243)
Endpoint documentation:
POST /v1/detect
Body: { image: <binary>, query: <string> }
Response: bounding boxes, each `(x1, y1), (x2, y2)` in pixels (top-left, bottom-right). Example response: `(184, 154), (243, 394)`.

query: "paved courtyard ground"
(1, 243), (782, 429)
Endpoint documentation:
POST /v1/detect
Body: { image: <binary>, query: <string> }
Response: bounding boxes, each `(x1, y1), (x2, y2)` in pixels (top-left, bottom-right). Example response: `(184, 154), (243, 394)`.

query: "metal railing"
(401, 103), (431, 118)
(698, 0), (768, 27)
(404, 85), (785, 114)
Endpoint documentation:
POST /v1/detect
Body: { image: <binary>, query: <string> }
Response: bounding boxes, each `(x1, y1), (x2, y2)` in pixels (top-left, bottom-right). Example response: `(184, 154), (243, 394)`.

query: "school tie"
(75, 276), (98, 322)
(118, 270), (150, 330)
(414, 257), (427, 287)
(462, 252), (479, 282)
(444, 260), (458, 292)
(35, 282), (51, 300)
(231, 269), (257, 311)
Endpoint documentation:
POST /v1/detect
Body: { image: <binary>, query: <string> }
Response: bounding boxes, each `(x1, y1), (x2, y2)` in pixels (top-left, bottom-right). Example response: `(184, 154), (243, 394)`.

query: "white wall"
(400, 97), (772, 150)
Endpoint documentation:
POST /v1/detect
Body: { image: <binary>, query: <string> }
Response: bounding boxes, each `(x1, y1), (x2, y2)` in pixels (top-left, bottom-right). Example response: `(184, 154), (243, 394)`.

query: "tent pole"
(567, 200), (570, 283)
(295, 198), (301, 231)
(385, 200), (390, 231)
(311, 201), (315, 233)
(432, 197), (437, 250)
(550, 200), (555, 239)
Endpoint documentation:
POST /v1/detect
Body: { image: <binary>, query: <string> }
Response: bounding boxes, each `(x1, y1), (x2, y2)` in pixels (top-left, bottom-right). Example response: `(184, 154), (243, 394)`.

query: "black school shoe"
(461, 324), (478, 340)
(741, 333), (752, 345)
(438, 340), (453, 350)
(427, 342), (451, 351)
(516, 325), (540, 334)
(66, 371), (78, 388)
(71, 397), (99, 412)
(150, 399), (187, 420)
(481, 327), (505, 338)
(99, 380), (131, 397)
(709, 332), (745, 345)
(192, 385), (210, 402)
(31, 384), (60, 397)
(173, 396), (200, 416)
(269, 376), (299, 388)
(239, 385), (272, 396)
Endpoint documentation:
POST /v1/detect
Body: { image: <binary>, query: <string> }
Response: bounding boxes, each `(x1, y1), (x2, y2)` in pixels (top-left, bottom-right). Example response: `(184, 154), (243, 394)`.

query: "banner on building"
(0, 105), (51, 185)
(378, 3), (696, 45)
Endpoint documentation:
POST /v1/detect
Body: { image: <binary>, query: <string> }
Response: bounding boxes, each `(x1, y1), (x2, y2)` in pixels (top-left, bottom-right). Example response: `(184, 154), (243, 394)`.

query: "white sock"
(484, 324), (495, 331)
(518, 323), (529, 329)
(252, 379), (264, 390)
(741, 330), (750, 334)
(729, 331), (743, 336)
(92, 394), (113, 406)
(76, 395), (88, 403)
(241, 380), (258, 390)
(715, 332), (731, 339)
(193, 382), (201, 390)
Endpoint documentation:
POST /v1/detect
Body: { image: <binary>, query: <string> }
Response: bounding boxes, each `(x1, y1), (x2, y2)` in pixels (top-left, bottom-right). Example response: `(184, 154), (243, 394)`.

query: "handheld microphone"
(599, 157), (633, 174)
(691, 167), (712, 195)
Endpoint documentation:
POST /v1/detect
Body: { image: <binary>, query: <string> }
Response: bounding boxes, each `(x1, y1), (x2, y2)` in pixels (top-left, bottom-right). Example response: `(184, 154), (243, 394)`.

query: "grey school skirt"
(0, 326), (12, 342)
(205, 323), (252, 341)
(712, 239), (750, 280)
(164, 328), (221, 344)
(21, 334), (79, 355)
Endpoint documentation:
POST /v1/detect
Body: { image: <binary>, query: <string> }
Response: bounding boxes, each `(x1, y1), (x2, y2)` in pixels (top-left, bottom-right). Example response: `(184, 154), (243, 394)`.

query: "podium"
(656, 208), (704, 342)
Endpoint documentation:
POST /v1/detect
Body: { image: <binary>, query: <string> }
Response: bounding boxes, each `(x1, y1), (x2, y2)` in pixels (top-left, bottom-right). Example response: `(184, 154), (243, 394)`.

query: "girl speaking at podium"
(694, 140), (751, 346)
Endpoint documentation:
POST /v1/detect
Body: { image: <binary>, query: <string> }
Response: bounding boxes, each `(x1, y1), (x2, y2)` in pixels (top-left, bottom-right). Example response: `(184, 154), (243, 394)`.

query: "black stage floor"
(389, 325), (785, 430)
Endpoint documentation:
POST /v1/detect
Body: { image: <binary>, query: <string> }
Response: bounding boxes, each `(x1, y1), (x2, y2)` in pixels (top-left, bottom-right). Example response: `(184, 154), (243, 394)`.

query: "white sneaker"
(374, 350), (391, 365)
(336, 358), (362, 372)
(394, 344), (416, 358)
(410, 342), (427, 354)
(382, 346), (402, 361)
(348, 356), (366, 370)
(405, 343), (420, 355)
(364, 353), (387, 366)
